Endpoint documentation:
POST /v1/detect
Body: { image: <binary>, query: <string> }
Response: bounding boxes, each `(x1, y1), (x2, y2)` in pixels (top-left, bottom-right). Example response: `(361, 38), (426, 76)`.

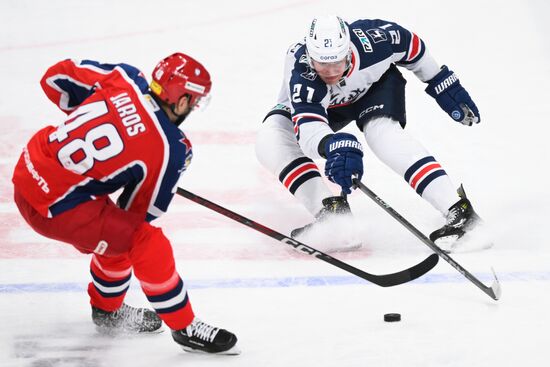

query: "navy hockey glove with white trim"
(426, 65), (480, 126)
(324, 133), (364, 195)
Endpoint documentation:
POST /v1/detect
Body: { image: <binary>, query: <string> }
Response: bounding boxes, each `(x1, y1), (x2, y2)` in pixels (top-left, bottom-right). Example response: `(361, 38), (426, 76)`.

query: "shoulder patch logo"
(366, 28), (388, 43)
(298, 54), (317, 81)
(352, 29), (373, 52)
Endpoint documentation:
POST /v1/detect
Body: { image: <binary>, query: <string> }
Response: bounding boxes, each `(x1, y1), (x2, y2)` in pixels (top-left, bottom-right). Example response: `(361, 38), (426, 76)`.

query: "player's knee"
(129, 222), (176, 284)
(256, 114), (301, 170)
(130, 223), (174, 266)
(256, 114), (293, 145)
(131, 222), (169, 251)
(363, 116), (402, 144)
(255, 125), (275, 166)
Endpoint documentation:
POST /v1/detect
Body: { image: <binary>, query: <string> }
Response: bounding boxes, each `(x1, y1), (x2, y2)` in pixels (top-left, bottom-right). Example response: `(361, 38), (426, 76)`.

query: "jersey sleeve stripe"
(407, 32), (422, 61)
(292, 113), (329, 125)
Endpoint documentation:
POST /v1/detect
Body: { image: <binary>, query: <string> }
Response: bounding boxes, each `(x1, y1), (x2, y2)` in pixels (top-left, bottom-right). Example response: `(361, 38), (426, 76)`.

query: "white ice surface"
(1, 1), (550, 366)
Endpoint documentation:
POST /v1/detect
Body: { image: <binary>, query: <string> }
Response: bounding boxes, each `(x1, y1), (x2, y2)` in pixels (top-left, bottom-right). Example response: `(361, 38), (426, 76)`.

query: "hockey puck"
(384, 313), (401, 322)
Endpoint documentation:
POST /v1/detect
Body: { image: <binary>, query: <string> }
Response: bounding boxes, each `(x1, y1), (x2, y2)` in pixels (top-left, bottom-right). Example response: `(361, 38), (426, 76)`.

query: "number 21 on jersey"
(292, 84), (315, 103)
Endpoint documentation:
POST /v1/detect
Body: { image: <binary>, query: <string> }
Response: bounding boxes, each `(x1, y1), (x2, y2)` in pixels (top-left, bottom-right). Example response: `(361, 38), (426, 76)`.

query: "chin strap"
(170, 104), (189, 126)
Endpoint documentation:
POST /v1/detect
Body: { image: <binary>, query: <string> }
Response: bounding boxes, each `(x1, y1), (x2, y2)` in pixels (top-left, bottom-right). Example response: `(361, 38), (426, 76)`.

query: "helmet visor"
(191, 93), (211, 111)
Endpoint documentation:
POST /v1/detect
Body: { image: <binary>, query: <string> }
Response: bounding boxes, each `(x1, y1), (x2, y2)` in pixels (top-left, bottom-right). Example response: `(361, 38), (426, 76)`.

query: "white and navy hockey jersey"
(271, 18), (442, 159)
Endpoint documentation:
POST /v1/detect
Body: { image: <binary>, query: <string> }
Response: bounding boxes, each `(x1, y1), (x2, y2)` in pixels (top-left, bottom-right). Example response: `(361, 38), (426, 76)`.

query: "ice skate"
(92, 303), (163, 334)
(429, 185), (488, 252)
(172, 318), (240, 355)
(291, 196), (362, 253)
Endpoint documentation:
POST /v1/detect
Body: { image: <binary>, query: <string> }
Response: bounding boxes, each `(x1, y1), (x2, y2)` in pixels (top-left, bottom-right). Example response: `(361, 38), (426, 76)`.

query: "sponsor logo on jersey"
(272, 104), (291, 113)
(367, 28), (387, 43)
(22, 146), (50, 194)
(144, 94), (160, 112)
(358, 104), (385, 119)
(352, 29), (373, 52)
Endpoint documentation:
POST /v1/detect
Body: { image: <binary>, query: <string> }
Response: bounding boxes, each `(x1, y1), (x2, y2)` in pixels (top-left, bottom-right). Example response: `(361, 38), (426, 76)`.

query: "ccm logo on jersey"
(434, 73), (458, 95)
(110, 92), (147, 137)
(359, 104), (384, 119)
(328, 140), (363, 152)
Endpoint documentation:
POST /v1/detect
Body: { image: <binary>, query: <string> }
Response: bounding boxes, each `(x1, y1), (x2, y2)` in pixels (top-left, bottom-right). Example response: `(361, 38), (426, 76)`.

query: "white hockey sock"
(364, 117), (459, 215)
(292, 176), (333, 215)
(419, 175), (459, 215)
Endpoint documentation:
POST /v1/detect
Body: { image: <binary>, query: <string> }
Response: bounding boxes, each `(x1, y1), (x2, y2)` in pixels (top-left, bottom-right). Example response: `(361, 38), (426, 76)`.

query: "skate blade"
(95, 325), (164, 336)
(181, 344), (241, 355)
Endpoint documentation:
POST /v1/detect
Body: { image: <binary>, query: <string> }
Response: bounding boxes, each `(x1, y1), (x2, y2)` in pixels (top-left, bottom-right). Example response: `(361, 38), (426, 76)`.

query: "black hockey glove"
(426, 65), (480, 126)
(324, 133), (364, 195)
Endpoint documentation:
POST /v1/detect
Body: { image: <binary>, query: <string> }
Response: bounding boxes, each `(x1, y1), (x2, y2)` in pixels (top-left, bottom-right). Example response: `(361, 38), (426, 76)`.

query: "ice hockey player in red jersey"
(256, 15), (485, 253)
(12, 53), (239, 355)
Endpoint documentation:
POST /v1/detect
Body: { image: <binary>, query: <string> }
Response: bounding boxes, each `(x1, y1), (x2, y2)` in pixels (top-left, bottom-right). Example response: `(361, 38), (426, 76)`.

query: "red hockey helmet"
(150, 52), (212, 110)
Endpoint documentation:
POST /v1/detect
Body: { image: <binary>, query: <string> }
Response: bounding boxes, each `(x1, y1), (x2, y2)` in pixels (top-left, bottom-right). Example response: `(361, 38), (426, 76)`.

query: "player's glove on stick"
(324, 133), (364, 194)
(426, 65), (480, 126)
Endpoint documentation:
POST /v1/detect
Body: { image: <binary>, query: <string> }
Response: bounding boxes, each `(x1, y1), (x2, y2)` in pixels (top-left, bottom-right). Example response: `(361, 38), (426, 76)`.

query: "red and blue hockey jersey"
(12, 59), (192, 221)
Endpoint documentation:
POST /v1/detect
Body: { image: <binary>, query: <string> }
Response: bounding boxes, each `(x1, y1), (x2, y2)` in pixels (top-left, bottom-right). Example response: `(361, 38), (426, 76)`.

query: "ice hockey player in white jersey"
(256, 15), (484, 253)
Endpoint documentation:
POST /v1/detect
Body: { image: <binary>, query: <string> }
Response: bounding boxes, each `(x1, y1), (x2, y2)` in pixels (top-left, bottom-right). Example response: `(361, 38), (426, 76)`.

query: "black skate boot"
(171, 318), (239, 355)
(290, 196), (360, 252)
(290, 196), (351, 238)
(92, 303), (162, 334)
(429, 185), (481, 252)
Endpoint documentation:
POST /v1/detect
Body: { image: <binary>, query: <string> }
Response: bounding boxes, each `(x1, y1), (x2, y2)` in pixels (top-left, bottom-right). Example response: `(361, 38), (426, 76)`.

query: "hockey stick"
(176, 187), (438, 288)
(352, 179), (502, 300)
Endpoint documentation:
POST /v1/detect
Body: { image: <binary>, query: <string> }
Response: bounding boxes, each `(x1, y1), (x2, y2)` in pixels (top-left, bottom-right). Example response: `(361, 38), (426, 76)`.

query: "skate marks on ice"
(12, 324), (109, 367)
(10, 321), (173, 367)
